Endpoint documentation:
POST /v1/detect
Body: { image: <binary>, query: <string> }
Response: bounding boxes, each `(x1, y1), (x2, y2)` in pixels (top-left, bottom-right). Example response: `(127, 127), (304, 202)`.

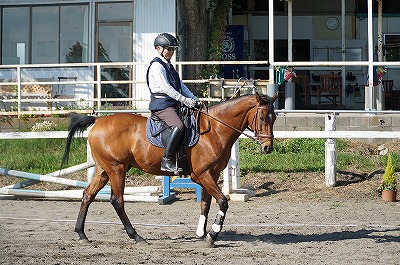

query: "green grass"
(0, 138), (87, 174)
(0, 137), (398, 175)
(239, 138), (399, 175)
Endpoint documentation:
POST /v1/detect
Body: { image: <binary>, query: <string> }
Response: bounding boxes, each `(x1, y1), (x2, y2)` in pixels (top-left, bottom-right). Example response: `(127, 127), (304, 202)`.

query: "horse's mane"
(207, 93), (273, 111)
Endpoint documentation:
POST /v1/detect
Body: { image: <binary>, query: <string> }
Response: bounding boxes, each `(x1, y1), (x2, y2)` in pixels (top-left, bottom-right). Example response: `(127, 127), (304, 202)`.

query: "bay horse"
(61, 92), (278, 247)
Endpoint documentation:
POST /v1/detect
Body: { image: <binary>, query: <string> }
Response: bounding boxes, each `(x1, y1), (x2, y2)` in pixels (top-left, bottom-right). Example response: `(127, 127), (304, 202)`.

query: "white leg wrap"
(211, 210), (225, 233)
(196, 215), (207, 237)
(212, 223), (221, 233)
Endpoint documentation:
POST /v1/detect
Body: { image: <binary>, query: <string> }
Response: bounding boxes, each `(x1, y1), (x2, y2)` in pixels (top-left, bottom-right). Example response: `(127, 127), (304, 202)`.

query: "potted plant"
(378, 154), (397, 202)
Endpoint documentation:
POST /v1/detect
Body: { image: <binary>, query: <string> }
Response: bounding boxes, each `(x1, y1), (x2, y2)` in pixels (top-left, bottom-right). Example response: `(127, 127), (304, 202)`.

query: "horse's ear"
(255, 92), (265, 104)
(256, 91), (278, 104)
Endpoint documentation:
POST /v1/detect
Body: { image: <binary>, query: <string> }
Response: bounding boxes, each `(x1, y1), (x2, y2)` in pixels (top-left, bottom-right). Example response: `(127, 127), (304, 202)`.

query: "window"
(32, 6), (59, 64)
(1, 4), (88, 64)
(232, 0), (284, 14)
(61, 5), (89, 63)
(97, 2), (133, 21)
(96, 2), (133, 104)
(355, 0), (400, 15)
(385, 34), (400, 62)
(2, 7), (30, 64)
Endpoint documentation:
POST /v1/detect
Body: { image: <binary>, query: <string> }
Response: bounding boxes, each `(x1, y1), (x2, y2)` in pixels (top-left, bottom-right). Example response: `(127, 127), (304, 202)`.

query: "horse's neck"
(206, 98), (255, 143)
(214, 98), (254, 130)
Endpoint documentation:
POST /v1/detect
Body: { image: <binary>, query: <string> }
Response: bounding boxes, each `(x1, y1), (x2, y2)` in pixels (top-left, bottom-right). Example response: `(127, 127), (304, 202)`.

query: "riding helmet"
(154, 33), (179, 48)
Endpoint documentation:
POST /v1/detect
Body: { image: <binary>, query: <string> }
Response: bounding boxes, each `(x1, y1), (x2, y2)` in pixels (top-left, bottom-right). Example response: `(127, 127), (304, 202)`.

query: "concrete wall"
(273, 113), (400, 143)
(274, 113), (400, 132)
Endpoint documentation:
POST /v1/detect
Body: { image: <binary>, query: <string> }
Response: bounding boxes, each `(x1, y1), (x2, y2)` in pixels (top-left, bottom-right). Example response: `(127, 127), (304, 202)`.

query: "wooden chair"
(317, 74), (342, 109)
(293, 75), (309, 108)
(382, 80), (394, 110)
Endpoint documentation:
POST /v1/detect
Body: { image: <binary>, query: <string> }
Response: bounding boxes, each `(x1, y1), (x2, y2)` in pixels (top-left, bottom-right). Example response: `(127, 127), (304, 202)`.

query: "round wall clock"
(326, 17), (340, 31)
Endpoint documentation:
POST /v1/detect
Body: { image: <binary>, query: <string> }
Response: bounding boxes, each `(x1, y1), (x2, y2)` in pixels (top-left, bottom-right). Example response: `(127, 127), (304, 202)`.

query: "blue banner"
(221, 25), (244, 79)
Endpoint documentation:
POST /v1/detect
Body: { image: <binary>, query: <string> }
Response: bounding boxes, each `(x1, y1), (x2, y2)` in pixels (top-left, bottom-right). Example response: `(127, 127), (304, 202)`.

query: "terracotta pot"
(381, 190), (397, 202)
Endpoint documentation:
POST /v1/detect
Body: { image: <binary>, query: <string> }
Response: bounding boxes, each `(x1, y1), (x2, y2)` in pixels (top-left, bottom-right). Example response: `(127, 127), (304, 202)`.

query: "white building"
(0, 0), (399, 110)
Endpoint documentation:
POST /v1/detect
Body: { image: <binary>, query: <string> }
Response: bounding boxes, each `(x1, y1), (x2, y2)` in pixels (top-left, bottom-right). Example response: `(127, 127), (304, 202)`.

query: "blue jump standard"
(159, 176), (202, 204)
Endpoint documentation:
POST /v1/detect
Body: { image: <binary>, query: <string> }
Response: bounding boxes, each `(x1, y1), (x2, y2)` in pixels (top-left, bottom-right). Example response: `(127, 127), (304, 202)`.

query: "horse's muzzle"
(260, 142), (274, 154)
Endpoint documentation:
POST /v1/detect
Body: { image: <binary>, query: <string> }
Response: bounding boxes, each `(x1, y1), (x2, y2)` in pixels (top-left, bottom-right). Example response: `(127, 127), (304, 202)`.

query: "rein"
(197, 103), (273, 144)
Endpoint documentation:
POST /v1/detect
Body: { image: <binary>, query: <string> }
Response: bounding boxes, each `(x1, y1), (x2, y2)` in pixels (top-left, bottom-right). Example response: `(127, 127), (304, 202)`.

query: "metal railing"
(1, 60), (400, 115)
(0, 61), (269, 115)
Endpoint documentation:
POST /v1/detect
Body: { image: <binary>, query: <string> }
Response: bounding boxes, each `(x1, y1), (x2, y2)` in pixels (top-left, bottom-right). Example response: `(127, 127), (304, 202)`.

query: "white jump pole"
(1, 179), (39, 190)
(0, 167), (90, 188)
(0, 167), (159, 195)
(53, 162), (95, 177)
(0, 188), (158, 202)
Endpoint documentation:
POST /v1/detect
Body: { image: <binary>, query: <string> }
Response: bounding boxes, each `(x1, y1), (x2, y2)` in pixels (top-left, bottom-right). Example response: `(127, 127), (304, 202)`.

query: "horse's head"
(250, 92), (278, 154)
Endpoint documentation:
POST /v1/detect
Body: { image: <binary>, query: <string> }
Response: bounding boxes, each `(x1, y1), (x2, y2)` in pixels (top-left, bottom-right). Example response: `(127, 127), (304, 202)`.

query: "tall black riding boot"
(161, 127), (183, 174)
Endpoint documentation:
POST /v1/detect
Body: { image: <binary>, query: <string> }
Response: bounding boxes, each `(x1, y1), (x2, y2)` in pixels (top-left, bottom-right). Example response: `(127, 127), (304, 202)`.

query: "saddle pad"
(146, 114), (199, 149)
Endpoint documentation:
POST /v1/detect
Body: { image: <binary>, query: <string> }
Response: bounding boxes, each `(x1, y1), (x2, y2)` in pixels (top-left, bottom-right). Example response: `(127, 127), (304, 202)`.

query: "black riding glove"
(194, 100), (203, 109)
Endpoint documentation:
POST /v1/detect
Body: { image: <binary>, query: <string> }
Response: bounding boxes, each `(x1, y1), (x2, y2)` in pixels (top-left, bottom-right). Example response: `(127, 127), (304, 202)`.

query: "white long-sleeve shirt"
(147, 55), (196, 102)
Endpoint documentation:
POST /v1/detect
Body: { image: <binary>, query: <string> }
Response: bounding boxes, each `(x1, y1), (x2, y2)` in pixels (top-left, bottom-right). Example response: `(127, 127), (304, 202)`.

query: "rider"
(147, 32), (201, 174)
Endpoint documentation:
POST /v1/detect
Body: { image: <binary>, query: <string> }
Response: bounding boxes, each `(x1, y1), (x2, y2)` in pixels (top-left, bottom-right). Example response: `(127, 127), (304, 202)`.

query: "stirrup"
(161, 157), (183, 174)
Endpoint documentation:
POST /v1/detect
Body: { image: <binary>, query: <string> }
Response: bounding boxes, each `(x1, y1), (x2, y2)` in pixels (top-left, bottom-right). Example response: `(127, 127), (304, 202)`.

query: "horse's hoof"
(135, 235), (149, 245)
(136, 239), (149, 245)
(205, 234), (215, 248)
(78, 239), (90, 244)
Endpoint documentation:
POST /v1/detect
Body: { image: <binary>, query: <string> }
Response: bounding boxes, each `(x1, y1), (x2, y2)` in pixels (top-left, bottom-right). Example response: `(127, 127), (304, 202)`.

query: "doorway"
(96, 22), (132, 106)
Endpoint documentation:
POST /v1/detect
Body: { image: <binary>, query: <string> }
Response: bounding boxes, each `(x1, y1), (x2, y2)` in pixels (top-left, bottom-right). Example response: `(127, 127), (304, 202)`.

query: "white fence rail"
(2, 114), (399, 192)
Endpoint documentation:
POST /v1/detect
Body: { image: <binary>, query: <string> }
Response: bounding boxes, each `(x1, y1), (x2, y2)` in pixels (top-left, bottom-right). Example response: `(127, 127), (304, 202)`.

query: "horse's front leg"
(196, 191), (212, 238)
(205, 195), (229, 247)
(196, 172), (229, 247)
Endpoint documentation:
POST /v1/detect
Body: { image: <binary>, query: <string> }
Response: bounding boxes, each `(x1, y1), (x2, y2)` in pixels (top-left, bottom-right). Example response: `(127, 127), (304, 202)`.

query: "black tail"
(60, 113), (96, 170)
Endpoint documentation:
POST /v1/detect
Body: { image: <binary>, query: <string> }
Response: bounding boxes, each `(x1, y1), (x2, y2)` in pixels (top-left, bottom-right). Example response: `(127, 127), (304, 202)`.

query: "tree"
(181, 0), (208, 82)
(181, 0), (233, 94)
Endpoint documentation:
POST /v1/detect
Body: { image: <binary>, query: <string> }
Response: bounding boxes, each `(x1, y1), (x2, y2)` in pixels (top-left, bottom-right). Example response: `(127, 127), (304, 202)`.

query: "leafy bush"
(378, 154), (397, 191)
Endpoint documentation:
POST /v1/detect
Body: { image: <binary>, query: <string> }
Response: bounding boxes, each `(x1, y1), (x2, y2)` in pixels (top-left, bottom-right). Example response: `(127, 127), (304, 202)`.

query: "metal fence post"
(284, 82), (295, 110)
(325, 113), (337, 187)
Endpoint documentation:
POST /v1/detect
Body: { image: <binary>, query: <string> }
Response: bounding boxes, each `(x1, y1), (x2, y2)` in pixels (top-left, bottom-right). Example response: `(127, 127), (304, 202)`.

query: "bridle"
(197, 102), (274, 144)
(250, 103), (275, 141)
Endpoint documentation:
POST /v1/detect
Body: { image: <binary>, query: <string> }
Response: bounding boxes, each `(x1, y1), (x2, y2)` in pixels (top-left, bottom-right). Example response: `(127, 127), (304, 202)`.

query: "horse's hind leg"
(75, 169), (109, 241)
(108, 169), (147, 244)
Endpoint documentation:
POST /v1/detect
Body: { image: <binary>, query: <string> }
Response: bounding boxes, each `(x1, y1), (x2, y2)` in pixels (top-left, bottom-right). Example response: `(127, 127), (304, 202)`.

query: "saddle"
(146, 106), (199, 175)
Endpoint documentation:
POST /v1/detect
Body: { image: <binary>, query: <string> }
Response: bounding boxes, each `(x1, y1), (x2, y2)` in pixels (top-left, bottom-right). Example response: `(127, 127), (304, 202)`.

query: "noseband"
(251, 103), (274, 141)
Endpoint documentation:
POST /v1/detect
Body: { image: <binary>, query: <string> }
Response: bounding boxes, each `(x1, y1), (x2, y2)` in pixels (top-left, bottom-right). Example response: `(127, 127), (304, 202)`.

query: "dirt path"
(2, 138), (400, 265)
(1, 192), (400, 265)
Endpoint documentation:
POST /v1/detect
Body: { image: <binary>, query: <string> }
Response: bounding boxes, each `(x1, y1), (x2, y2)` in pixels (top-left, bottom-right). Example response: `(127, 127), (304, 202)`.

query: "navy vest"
(146, 57), (182, 111)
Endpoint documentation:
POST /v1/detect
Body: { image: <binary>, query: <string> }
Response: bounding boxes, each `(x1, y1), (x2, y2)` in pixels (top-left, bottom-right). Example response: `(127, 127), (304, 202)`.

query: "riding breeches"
(151, 106), (184, 131)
